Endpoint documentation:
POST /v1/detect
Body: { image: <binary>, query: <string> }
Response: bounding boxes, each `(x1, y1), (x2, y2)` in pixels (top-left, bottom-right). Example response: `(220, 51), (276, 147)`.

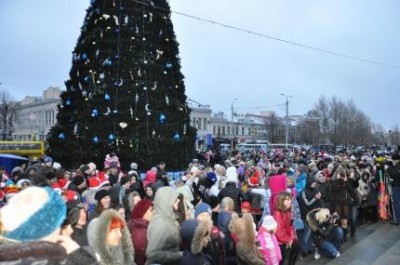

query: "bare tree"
(0, 90), (18, 140)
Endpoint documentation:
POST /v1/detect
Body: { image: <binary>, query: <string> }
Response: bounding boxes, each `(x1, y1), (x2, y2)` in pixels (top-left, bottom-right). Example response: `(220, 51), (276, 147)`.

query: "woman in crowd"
(89, 189), (111, 220)
(128, 199), (154, 265)
(146, 186), (183, 265)
(87, 208), (134, 265)
(273, 191), (300, 265)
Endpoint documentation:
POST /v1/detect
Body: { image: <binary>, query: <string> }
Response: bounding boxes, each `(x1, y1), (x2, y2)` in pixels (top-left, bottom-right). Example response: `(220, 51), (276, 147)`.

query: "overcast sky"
(1, 0), (399, 130)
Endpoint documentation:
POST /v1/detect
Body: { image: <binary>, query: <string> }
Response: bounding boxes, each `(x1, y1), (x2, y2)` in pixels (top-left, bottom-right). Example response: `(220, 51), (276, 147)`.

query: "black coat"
(218, 182), (245, 213)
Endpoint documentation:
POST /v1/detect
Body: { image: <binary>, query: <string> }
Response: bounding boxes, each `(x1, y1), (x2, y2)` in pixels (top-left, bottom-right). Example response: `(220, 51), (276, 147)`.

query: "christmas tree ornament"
(108, 134), (115, 141)
(119, 122), (128, 129)
(93, 136), (99, 143)
(103, 107), (111, 115)
(173, 132), (180, 142)
(92, 109), (99, 117)
(73, 123), (78, 135)
(163, 71), (167, 75)
(114, 79), (123, 87)
(165, 95), (170, 105)
(113, 15), (119, 26)
(58, 133), (65, 140)
(135, 93), (139, 103)
(104, 93), (111, 101)
(65, 99), (72, 106)
(124, 15), (129, 25)
(143, 86), (147, 91)
(81, 53), (88, 61)
(83, 76), (91, 83)
(113, 109), (118, 114)
(130, 107), (133, 118)
(142, 37), (146, 41)
(152, 129), (156, 137)
(159, 113), (166, 123)
(99, 73), (105, 80)
(165, 63), (172, 69)
(103, 58), (112, 67)
(151, 82), (157, 91)
(145, 104), (151, 113)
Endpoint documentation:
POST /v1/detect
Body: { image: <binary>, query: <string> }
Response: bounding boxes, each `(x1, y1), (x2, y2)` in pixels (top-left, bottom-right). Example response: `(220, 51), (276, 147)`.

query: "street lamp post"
(231, 98), (238, 149)
(281, 94), (293, 149)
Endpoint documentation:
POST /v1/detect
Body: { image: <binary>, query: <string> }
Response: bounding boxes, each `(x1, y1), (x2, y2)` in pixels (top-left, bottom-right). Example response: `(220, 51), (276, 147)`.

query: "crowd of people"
(0, 147), (399, 265)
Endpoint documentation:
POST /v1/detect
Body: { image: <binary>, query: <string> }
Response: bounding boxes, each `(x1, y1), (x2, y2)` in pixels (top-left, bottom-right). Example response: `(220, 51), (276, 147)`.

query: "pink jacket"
(257, 227), (282, 265)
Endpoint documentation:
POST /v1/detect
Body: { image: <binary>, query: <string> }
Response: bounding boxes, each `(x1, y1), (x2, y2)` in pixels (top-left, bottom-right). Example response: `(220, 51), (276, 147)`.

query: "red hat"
(88, 177), (100, 190)
(131, 199), (153, 219)
(241, 201), (252, 211)
(51, 183), (62, 194)
(65, 190), (80, 202)
(248, 176), (259, 187)
(58, 178), (70, 190)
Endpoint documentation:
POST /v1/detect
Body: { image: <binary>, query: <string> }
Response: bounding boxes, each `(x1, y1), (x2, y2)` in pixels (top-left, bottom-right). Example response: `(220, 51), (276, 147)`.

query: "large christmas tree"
(47, 0), (196, 170)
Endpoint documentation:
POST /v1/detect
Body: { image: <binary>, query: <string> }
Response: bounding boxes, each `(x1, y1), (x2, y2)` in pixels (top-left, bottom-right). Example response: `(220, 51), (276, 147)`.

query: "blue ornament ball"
(93, 136), (99, 143)
(108, 134), (115, 141)
(165, 63), (172, 69)
(81, 53), (88, 61)
(65, 99), (71, 106)
(159, 113), (166, 123)
(58, 133), (65, 140)
(173, 132), (180, 142)
(104, 93), (111, 101)
(92, 109), (98, 117)
(103, 58), (112, 67)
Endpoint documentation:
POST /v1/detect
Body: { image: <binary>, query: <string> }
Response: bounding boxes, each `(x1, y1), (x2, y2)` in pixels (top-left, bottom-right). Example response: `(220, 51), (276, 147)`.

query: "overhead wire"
(130, 0), (400, 69)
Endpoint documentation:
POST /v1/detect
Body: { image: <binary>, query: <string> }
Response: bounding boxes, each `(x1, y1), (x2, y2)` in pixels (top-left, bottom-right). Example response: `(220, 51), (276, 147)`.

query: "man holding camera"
(306, 208), (343, 259)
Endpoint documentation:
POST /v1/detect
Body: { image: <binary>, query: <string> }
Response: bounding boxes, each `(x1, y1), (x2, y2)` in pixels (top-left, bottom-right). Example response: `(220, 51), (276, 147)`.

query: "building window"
(213, 126), (216, 135)
(217, 126), (221, 136)
(242, 127), (244, 135)
(203, 118), (207, 130)
(222, 126), (226, 135)
(227, 126), (231, 135)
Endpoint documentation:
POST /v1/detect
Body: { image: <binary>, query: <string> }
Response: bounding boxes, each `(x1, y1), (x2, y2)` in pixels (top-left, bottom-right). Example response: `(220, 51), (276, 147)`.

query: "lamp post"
(231, 98), (238, 148)
(281, 94), (293, 149)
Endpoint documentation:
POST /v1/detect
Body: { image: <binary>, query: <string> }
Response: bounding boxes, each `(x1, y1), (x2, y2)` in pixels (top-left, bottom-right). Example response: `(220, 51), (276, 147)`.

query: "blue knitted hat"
(1, 186), (66, 241)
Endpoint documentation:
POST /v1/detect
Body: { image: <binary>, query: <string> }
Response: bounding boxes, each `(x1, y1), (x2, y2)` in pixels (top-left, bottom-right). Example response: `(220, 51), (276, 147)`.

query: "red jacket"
(273, 210), (296, 245)
(129, 218), (149, 265)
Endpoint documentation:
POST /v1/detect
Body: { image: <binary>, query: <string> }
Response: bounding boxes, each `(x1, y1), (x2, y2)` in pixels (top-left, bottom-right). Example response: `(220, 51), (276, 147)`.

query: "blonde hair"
(220, 197), (234, 212)
(315, 208), (331, 224)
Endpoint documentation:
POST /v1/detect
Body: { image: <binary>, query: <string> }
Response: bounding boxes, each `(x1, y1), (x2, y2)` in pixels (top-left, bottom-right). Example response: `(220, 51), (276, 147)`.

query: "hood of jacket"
(181, 219), (212, 255)
(153, 186), (179, 220)
(87, 209), (134, 265)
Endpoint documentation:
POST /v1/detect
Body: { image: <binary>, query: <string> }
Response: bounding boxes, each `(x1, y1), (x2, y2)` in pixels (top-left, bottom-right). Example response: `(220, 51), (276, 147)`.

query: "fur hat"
(131, 199), (153, 219)
(0, 186), (66, 241)
(194, 202), (212, 218)
(262, 215), (277, 231)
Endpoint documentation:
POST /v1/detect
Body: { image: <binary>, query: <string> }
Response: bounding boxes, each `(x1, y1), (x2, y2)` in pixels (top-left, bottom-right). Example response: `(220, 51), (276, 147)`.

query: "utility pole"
(231, 98), (238, 149)
(281, 94), (292, 149)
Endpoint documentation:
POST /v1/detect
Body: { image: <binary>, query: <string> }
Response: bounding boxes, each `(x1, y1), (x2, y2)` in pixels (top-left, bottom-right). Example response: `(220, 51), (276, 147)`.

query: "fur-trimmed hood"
(87, 209), (134, 265)
(181, 219), (212, 255)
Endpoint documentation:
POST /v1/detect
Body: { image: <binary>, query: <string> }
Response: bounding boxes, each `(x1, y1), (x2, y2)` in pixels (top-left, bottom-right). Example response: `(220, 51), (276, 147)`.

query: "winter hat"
(206, 172), (217, 184)
(72, 175), (85, 187)
(296, 165), (309, 175)
(130, 162), (138, 170)
(94, 189), (110, 201)
(43, 156), (53, 164)
(241, 201), (252, 212)
(180, 219), (199, 249)
(58, 178), (70, 190)
(248, 176), (259, 186)
(131, 199), (153, 219)
(88, 177), (100, 190)
(0, 186), (66, 241)
(16, 179), (31, 188)
(194, 202), (212, 218)
(262, 215), (277, 231)
(52, 162), (62, 170)
(51, 183), (62, 194)
(3, 185), (19, 200)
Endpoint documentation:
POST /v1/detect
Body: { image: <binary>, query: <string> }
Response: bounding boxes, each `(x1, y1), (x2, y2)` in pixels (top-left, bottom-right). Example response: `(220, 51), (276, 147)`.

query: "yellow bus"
(0, 141), (45, 158)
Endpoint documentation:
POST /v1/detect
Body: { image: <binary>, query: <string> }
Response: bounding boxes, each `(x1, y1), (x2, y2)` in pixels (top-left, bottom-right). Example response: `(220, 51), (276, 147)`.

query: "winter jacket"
(298, 177), (322, 220)
(273, 210), (296, 245)
(217, 210), (233, 252)
(181, 220), (215, 265)
(207, 226), (226, 265)
(129, 218), (149, 265)
(388, 162), (400, 187)
(218, 182), (244, 214)
(87, 209), (135, 265)
(145, 186), (182, 265)
(257, 228), (281, 265)
(306, 208), (336, 247)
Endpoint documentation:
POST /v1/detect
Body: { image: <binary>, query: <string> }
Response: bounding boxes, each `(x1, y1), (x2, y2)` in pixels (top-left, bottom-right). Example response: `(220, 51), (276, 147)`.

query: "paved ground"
(297, 221), (400, 265)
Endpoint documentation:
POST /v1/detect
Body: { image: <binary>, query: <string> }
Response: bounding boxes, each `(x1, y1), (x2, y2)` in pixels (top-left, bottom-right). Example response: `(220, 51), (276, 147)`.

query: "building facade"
(13, 87), (60, 141)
